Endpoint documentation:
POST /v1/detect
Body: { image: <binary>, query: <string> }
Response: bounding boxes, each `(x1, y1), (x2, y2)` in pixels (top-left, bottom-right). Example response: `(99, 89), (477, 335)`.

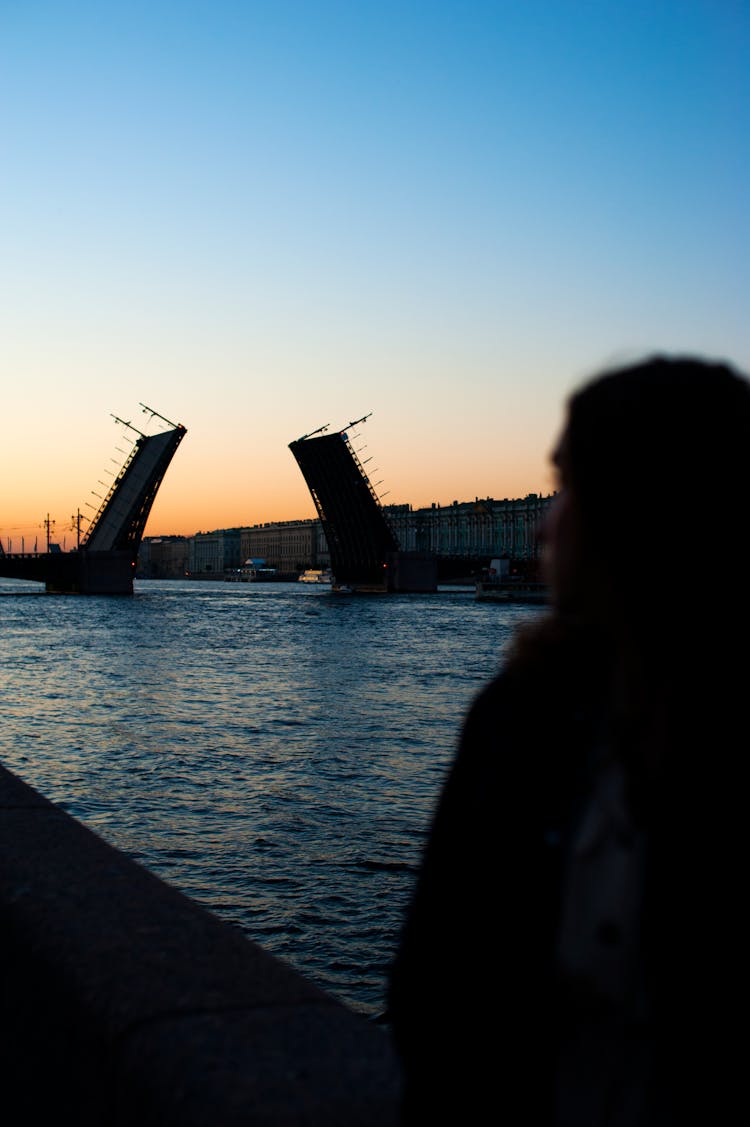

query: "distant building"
(240, 520), (329, 572)
(383, 495), (553, 560)
(140, 493), (552, 583)
(188, 529), (242, 577)
(136, 536), (188, 579)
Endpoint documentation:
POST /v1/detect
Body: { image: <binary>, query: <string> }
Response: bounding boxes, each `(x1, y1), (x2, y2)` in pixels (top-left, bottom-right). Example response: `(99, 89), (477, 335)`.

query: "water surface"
(0, 577), (541, 1016)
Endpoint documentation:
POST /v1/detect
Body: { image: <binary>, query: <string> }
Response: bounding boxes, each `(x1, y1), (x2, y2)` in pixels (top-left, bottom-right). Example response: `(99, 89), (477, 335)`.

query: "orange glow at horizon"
(0, 411), (559, 547)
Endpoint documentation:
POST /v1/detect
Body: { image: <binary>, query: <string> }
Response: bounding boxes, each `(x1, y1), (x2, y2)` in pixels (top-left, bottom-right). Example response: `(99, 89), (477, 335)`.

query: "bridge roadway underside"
(0, 762), (401, 1124)
(0, 549), (135, 594)
(289, 433), (400, 587)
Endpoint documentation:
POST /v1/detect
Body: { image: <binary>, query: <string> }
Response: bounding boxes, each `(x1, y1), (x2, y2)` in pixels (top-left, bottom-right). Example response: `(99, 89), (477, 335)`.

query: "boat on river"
(475, 556), (548, 604)
(298, 569), (333, 585)
(475, 578), (548, 604)
(226, 566), (279, 582)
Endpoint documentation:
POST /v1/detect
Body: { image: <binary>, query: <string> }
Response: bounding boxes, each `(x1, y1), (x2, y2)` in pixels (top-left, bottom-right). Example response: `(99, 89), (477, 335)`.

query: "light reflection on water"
(0, 577), (542, 1016)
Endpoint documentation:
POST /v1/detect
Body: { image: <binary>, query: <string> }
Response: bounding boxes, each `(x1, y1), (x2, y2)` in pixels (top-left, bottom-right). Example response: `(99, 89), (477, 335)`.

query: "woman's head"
(544, 354), (750, 635)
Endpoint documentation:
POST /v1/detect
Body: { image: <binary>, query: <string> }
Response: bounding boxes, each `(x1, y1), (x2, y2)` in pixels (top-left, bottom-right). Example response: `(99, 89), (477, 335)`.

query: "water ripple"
(0, 577), (540, 1015)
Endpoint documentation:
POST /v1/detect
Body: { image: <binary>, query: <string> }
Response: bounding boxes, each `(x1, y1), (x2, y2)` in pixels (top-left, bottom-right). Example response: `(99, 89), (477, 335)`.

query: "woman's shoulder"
(453, 619), (608, 814)
(466, 617), (607, 725)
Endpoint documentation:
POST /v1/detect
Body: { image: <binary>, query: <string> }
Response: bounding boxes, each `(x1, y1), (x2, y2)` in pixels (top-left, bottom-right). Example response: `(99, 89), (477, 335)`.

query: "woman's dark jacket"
(387, 638), (743, 1123)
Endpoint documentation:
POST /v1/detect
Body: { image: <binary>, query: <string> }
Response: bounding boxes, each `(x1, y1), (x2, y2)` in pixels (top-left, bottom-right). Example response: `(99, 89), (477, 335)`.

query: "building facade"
(239, 520), (329, 572)
(136, 536), (189, 578)
(137, 494), (553, 581)
(188, 529), (242, 576)
(383, 494), (553, 560)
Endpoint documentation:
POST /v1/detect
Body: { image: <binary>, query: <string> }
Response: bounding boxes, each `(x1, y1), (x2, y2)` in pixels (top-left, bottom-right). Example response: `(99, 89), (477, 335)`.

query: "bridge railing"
(81, 436), (140, 547)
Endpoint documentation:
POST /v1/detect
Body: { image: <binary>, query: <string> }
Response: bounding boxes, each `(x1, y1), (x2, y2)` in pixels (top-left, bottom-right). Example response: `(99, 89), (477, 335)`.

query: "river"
(0, 577), (542, 1018)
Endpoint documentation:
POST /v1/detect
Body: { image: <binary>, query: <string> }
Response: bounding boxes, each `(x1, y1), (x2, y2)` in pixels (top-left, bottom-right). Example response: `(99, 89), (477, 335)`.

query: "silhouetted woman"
(388, 355), (750, 1124)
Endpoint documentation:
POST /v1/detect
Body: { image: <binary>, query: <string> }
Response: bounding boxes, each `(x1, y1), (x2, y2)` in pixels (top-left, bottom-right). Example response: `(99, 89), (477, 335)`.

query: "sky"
(1, 0), (748, 545)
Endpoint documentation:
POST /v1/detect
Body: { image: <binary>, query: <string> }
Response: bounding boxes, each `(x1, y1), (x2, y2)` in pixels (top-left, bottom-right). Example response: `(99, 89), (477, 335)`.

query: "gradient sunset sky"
(2, 1), (748, 545)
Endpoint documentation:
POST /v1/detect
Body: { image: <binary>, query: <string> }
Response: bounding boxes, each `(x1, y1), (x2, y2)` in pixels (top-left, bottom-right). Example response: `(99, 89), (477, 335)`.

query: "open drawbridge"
(289, 416), (436, 592)
(0, 407), (186, 594)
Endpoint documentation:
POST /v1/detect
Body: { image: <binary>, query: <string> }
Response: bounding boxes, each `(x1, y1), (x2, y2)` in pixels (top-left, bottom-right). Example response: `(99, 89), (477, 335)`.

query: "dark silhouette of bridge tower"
(0, 408), (186, 594)
(289, 417), (436, 592)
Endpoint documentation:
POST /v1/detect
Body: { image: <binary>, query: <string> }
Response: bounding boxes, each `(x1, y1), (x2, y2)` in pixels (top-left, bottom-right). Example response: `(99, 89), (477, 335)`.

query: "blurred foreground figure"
(388, 355), (750, 1124)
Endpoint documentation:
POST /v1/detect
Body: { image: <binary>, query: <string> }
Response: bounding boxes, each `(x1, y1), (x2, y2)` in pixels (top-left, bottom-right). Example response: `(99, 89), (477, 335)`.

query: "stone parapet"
(0, 764), (401, 1125)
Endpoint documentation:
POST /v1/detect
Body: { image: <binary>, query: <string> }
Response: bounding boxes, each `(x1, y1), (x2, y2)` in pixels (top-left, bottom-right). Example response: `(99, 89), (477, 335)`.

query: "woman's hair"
(505, 354), (750, 775)
(563, 354), (750, 636)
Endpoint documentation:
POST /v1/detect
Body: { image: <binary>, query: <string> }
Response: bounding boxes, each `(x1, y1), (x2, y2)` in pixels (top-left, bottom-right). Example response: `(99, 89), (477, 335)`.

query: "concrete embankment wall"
(0, 764), (402, 1125)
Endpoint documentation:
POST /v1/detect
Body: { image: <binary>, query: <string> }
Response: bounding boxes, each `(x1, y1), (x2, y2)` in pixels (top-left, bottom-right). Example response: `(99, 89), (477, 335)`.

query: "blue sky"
(1, 1), (748, 538)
